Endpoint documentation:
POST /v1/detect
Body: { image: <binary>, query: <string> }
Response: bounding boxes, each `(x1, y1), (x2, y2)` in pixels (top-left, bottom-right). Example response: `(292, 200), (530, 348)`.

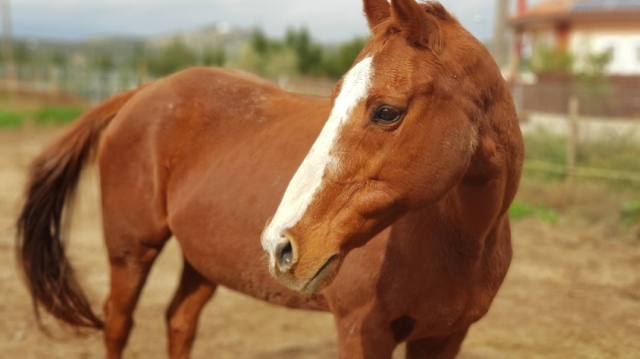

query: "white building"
(511, 0), (640, 75)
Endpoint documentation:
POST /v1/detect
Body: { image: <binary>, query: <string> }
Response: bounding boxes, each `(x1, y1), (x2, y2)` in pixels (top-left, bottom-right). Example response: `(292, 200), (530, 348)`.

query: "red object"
(517, 0), (527, 15)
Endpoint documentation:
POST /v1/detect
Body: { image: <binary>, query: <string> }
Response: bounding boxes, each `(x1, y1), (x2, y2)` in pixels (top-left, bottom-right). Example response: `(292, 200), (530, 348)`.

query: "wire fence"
(518, 93), (640, 185)
(511, 73), (640, 119)
(0, 64), (143, 103)
(524, 161), (640, 183)
(2, 64), (640, 185)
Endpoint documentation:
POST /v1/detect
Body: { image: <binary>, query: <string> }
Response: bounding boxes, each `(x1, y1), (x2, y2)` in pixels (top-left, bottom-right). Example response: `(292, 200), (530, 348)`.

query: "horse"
(16, 0), (524, 358)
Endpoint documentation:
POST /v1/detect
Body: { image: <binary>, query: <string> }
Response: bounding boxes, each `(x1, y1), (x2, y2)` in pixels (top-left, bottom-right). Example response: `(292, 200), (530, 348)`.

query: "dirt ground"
(1, 127), (639, 359)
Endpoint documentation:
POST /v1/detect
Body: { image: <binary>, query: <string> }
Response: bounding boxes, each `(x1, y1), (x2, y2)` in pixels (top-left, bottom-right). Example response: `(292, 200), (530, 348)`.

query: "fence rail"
(0, 64), (143, 103)
(522, 94), (640, 184)
(524, 161), (640, 183)
(511, 73), (640, 118)
(2, 65), (639, 185)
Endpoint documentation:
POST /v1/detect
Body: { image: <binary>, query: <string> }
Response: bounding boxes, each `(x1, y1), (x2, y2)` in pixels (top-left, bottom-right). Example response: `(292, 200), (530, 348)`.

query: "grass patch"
(0, 110), (26, 128)
(34, 106), (84, 125)
(509, 200), (559, 224)
(524, 128), (640, 173)
(523, 128), (640, 189)
(523, 130), (567, 166)
(514, 177), (640, 239)
(508, 201), (535, 220)
(621, 200), (640, 226)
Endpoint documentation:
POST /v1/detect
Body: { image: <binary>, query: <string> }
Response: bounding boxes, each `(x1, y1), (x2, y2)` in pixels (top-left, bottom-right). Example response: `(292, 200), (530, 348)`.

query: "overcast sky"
(12, 0), (543, 43)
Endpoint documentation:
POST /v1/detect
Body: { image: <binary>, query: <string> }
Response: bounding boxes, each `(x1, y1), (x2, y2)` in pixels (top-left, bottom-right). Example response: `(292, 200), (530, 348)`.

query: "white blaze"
(262, 57), (374, 257)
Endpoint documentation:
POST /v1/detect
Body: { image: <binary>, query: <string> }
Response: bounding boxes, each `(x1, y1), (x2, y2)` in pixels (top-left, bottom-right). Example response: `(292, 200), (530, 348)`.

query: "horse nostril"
(275, 241), (294, 270)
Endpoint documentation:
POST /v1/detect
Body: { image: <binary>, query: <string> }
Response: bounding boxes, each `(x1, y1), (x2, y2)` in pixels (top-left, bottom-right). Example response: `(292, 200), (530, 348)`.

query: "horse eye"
(372, 105), (403, 125)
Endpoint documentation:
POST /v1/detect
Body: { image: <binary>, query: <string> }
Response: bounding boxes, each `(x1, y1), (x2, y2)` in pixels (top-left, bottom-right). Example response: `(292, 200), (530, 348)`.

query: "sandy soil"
(1, 127), (639, 359)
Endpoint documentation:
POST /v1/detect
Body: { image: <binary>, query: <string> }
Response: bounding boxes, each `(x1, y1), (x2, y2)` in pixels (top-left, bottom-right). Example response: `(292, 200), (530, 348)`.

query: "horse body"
(116, 67), (331, 309)
(17, 1), (524, 358)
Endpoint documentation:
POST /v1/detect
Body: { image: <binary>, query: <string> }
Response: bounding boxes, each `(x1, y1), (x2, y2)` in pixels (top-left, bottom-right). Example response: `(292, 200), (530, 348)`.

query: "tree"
(231, 44), (264, 75)
(233, 27), (365, 80)
(285, 26), (323, 75)
(12, 41), (29, 64)
(203, 46), (226, 67)
(321, 37), (367, 79)
(147, 37), (197, 76)
(264, 47), (299, 79)
(50, 50), (66, 67)
(530, 43), (573, 74)
(92, 51), (115, 72)
(250, 28), (269, 55)
(230, 43), (298, 79)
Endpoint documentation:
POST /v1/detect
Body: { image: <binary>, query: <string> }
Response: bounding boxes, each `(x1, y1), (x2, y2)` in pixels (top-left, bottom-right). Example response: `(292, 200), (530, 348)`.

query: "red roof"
(511, 0), (640, 26)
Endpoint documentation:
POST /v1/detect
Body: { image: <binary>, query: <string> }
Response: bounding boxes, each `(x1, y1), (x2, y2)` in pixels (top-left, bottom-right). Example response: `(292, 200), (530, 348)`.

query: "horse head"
(262, 0), (516, 293)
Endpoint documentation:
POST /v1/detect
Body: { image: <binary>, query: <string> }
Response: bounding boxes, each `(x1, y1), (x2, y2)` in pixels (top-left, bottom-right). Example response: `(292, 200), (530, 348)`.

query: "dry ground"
(1, 127), (639, 358)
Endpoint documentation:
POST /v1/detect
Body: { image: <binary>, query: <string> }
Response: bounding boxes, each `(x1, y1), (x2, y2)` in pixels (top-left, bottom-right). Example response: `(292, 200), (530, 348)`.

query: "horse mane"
(422, 1), (455, 23)
(417, 1), (457, 54)
(382, 1), (460, 54)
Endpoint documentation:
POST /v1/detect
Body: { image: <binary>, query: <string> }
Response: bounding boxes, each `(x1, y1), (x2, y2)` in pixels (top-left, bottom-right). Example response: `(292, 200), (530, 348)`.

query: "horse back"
(98, 67), (332, 309)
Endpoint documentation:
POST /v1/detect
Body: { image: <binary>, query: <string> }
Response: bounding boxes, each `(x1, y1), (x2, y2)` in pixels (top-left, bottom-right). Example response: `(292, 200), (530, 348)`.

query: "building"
(511, 0), (640, 75)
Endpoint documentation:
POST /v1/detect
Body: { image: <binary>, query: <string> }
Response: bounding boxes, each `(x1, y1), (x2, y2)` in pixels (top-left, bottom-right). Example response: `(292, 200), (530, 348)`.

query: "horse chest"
(374, 245), (495, 339)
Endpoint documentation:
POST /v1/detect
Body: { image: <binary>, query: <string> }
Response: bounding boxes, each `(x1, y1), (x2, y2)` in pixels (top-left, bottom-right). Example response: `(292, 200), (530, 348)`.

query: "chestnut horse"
(17, 1), (523, 358)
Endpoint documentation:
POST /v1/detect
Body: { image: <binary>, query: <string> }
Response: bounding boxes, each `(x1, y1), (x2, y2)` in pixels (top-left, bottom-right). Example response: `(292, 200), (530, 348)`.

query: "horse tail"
(16, 87), (142, 330)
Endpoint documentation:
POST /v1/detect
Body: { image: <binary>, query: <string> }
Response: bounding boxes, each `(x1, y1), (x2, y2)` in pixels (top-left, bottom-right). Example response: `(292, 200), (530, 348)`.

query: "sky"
(10, 0), (543, 43)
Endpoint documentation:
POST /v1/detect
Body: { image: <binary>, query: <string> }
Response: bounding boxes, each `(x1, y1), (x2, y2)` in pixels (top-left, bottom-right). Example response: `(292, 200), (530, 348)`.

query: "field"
(1, 117), (639, 358)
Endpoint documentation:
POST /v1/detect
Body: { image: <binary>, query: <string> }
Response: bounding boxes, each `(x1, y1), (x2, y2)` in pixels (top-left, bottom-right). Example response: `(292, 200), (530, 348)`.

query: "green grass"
(34, 106), (84, 125)
(523, 128), (640, 173)
(523, 130), (567, 166)
(513, 176), (639, 237)
(509, 200), (560, 224)
(0, 110), (26, 128)
(523, 128), (640, 189)
(621, 200), (640, 226)
(0, 96), (87, 129)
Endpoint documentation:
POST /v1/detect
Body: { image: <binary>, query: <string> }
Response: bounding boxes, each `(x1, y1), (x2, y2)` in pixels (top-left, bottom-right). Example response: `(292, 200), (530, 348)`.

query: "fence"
(511, 73), (640, 118)
(510, 72), (640, 184)
(0, 64), (338, 102)
(0, 64), (143, 103)
(520, 94), (640, 184)
(2, 64), (640, 184)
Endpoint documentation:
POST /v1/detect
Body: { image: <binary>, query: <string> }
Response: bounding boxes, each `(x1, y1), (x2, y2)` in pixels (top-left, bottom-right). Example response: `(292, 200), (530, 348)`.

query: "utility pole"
(510, 0), (528, 80)
(1, 0), (15, 83)
(492, 0), (510, 69)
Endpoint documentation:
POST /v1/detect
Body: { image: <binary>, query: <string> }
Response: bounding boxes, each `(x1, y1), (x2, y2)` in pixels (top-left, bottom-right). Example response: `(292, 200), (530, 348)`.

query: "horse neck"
(390, 104), (518, 265)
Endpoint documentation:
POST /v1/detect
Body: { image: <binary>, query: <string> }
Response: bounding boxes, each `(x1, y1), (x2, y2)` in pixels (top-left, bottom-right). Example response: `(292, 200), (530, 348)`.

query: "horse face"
(262, 0), (481, 292)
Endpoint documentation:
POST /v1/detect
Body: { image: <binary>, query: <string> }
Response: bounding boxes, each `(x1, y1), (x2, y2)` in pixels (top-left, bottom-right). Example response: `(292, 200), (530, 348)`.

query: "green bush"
(0, 111), (25, 128)
(34, 106), (84, 125)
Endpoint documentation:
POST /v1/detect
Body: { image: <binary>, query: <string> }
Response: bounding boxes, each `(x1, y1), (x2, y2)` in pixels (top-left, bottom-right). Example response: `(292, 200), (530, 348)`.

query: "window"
(603, 45), (615, 62)
(637, 46), (640, 63)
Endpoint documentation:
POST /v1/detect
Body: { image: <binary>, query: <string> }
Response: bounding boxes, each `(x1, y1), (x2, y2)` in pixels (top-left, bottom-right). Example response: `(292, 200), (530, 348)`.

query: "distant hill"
(149, 23), (251, 56)
(12, 23), (252, 68)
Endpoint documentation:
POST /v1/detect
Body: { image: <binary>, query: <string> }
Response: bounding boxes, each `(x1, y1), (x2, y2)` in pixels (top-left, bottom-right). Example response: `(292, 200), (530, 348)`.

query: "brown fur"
(16, 1), (524, 358)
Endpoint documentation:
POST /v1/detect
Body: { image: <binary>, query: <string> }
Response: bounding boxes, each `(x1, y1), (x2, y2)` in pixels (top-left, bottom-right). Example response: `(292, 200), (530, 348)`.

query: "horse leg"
(335, 309), (398, 359)
(405, 328), (468, 359)
(166, 258), (217, 359)
(100, 192), (170, 359)
(103, 234), (168, 359)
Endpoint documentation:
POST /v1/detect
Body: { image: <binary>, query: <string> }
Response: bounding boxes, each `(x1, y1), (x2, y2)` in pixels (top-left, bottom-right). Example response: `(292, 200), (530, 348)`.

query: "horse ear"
(391, 0), (441, 49)
(363, 0), (391, 30)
